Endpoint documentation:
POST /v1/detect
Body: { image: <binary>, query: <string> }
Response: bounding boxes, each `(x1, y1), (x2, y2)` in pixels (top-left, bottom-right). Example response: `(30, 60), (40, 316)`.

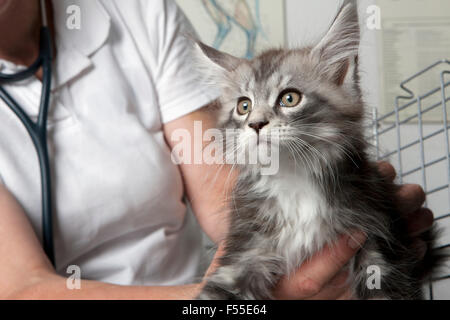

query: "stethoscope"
(0, 0), (55, 266)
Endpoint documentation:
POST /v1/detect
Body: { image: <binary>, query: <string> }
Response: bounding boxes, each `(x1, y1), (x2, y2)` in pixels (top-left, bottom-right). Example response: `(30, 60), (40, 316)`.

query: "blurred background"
(176, 0), (450, 299)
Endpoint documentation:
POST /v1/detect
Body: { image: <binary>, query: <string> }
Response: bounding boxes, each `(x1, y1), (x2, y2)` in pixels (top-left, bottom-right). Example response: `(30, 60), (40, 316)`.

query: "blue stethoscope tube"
(0, 19), (55, 266)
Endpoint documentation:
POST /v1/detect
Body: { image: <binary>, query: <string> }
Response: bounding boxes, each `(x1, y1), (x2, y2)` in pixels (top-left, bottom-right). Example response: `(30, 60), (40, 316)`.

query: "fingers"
(406, 208), (434, 236)
(377, 161), (396, 182)
(337, 290), (355, 300)
(396, 184), (426, 214)
(376, 162), (434, 238)
(306, 270), (353, 300)
(411, 239), (428, 260)
(377, 162), (428, 215)
(376, 161), (426, 214)
(204, 242), (226, 278)
(274, 231), (366, 299)
(377, 161), (427, 215)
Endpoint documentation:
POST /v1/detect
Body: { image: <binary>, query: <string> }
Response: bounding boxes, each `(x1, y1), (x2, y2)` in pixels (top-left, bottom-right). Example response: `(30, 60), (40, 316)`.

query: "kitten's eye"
(279, 90), (302, 107)
(237, 98), (252, 115)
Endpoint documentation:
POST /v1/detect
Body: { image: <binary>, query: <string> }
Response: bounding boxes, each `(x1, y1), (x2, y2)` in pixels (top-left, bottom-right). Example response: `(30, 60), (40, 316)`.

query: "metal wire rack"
(371, 59), (450, 300)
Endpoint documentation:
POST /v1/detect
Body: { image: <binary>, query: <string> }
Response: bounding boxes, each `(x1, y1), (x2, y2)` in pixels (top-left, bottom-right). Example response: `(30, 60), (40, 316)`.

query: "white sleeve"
(150, 0), (220, 124)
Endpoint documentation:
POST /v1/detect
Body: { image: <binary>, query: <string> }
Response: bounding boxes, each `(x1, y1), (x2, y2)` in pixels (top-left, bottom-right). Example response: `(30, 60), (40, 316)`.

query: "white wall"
(285, 0), (379, 111)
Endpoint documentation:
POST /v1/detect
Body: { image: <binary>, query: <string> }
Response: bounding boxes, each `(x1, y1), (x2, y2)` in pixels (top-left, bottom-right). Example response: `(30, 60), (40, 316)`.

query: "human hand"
(377, 161), (434, 259)
(202, 232), (367, 300)
(273, 231), (366, 299)
(273, 161), (434, 300)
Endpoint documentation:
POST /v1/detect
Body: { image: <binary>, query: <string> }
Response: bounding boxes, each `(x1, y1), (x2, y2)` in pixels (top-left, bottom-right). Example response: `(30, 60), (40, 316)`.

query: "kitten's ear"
(311, 2), (360, 86)
(194, 41), (243, 81)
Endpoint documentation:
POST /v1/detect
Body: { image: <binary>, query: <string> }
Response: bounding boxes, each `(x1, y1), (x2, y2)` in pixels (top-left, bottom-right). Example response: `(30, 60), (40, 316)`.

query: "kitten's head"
(195, 3), (365, 173)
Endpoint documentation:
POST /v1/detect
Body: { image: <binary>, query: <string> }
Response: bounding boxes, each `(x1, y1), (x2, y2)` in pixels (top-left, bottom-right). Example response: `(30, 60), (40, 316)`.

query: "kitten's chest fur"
(240, 165), (338, 271)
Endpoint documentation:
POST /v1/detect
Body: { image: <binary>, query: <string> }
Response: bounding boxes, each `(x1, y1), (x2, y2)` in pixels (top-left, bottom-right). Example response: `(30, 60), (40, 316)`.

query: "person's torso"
(0, 0), (202, 285)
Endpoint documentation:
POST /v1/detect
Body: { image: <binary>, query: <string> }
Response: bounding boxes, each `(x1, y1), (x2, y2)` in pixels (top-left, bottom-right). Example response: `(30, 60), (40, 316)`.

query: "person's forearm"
(0, 185), (203, 300)
(163, 103), (235, 243)
(0, 184), (56, 297)
(10, 273), (202, 300)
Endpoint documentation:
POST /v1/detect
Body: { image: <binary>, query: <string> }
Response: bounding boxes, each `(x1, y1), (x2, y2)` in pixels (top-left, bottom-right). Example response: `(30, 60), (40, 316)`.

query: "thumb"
(204, 241), (226, 279)
(275, 231), (367, 299)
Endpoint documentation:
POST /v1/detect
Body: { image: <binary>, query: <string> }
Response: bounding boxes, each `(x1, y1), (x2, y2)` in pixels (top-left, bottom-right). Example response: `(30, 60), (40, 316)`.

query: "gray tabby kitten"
(195, 2), (445, 299)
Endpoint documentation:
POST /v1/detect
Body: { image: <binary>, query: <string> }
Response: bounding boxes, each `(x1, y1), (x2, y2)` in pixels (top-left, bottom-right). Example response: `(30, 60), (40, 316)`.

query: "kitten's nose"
(248, 120), (269, 133)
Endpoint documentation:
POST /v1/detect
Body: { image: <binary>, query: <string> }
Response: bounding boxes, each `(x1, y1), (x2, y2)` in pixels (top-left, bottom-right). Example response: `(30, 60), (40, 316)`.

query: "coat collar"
(0, 0), (111, 90)
(51, 0), (111, 90)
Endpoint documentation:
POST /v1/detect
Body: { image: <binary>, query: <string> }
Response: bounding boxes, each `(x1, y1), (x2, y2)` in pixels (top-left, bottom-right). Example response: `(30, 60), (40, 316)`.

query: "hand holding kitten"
(202, 161), (434, 300)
